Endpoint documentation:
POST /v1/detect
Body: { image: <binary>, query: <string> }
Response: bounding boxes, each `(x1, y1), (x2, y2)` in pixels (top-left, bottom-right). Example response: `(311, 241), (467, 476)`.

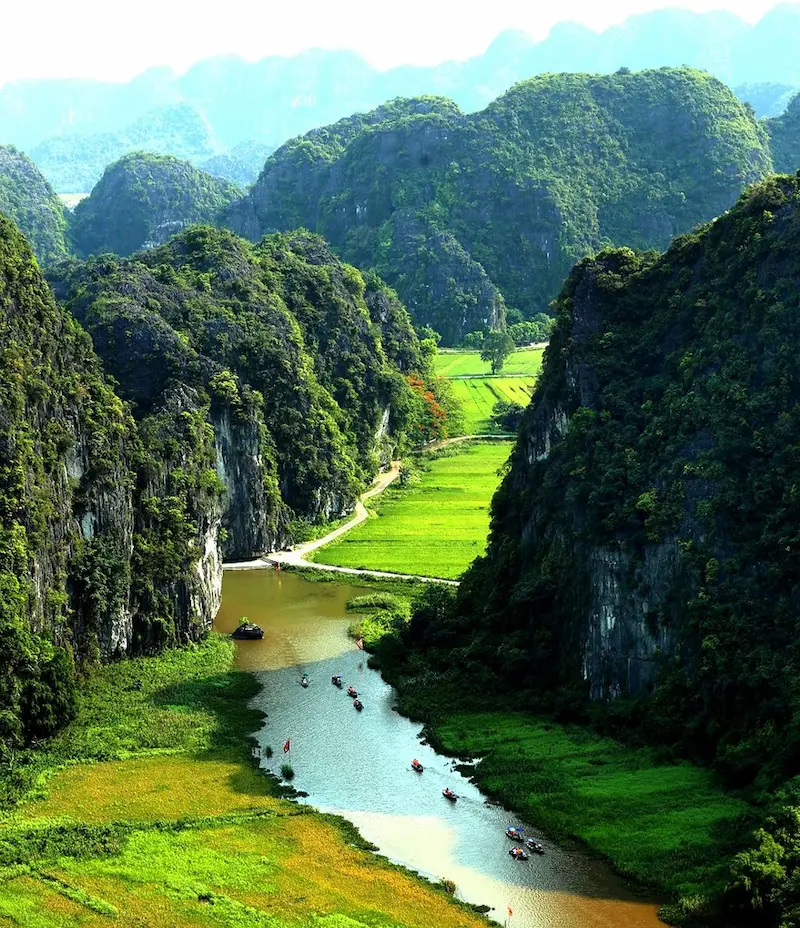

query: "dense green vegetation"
(0, 635), (488, 928)
(0, 146), (70, 263)
(52, 225), (452, 528)
(373, 174), (800, 924)
(70, 152), (241, 257)
(312, 441), (511, 579)
(766, 92), (800, 172)
(228, 68), (771, 342)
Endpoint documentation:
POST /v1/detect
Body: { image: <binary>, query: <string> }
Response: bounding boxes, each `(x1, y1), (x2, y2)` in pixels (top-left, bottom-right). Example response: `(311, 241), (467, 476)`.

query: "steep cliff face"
(227, 69), (771, 343)
(0, 217), (227, 747)
(448, 175), (800, 775)
(52, 225), (425, 530)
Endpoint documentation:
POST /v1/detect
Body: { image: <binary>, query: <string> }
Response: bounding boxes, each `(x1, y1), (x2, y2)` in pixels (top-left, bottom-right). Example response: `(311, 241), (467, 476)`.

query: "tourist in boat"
(442, 787), (457, 801)
(411, 759), (423, 772)
(506, 825), (524, 840)
(331, 674), (343, 687)
(347, 685), (358, 698)
(301, 674), (309, 688)
(526, 838), (544, 854)
(353, 698), (363, 711)
(509, 847), (528, 861)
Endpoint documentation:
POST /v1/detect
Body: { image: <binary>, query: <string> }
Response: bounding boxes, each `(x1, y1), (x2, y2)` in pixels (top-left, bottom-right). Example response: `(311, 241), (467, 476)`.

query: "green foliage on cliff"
(384, 174), (800, 924)
(228, 68), (771, 343)
(0, 215), (129, 748)
(0, 146), (70, 264)
(766, 93), (800, 173)
(70, 152), (241, 258)
(53, 226), (438, 524)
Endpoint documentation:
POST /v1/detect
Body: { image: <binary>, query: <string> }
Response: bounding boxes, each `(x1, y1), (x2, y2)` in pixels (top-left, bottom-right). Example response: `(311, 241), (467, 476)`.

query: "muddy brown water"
(215, 569), (662, 928)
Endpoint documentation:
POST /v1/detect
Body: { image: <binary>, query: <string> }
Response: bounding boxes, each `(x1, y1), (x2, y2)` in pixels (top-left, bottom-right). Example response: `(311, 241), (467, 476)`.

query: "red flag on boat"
(283, 739), (290, 753)
(356, 638), (364, 650)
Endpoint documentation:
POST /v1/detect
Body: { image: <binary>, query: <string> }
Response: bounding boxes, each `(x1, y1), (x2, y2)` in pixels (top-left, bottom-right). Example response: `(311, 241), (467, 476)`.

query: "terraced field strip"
(311, 441), (512, 579)
(434, 346), (545, 378)
(451, 376), (537, 433)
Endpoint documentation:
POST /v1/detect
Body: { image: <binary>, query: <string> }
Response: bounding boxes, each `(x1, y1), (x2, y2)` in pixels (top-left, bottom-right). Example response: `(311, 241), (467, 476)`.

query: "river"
(214, 568), (662, 928)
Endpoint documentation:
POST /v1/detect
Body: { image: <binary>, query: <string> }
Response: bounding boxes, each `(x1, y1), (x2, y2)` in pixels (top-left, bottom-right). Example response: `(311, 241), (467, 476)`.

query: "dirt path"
(223, 435), (510, 584)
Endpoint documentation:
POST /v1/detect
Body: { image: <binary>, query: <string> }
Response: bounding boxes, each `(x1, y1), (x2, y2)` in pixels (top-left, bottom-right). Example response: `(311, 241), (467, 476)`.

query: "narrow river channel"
(214, 568), (662, 928)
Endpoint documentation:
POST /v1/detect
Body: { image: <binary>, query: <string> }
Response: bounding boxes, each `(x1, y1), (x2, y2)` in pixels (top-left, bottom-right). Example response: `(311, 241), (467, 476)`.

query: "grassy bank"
(338, 588), (754, 926)
(434, 713), (749, 922)
(434, 347), (544, 378)
(310, 441), (512, 579)
(0, 636), (489, 928)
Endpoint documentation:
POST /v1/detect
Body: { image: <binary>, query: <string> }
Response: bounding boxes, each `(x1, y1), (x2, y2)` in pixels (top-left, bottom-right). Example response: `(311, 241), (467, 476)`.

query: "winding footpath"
(223, 434), (511, 584)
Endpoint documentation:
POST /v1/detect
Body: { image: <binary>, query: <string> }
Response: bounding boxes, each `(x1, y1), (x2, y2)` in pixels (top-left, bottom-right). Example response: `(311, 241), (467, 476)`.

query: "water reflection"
(215, 569), (662, 928)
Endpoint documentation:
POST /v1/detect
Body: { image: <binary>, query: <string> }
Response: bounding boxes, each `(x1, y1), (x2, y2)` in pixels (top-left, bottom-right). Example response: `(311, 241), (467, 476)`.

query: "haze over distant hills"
(3, 6), (800, 193)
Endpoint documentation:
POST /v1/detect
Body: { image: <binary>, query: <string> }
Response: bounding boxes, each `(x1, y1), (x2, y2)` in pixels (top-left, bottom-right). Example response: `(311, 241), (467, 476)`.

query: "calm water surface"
(214, 569), (662, 928)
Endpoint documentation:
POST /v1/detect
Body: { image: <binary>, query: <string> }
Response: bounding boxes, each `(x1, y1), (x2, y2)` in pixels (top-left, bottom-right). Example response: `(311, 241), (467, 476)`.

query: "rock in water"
(232, 623), (264, 640)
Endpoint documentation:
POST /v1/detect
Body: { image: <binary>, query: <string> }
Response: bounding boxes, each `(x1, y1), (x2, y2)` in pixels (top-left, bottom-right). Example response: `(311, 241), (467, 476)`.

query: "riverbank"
(0, 636), (491, 928)
(348, 595), (755, 926)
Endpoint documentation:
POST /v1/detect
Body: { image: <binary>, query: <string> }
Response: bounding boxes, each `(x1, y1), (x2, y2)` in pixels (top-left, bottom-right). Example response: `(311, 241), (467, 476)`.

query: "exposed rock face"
(454, 175), (800, 768)
(211, 401), (287, 560)
(0, 215), (231, 755)
(227, 69), (771, 343)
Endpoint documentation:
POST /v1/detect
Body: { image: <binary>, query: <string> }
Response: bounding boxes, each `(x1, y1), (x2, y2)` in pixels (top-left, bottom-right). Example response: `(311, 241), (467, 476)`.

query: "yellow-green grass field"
(434, 346), (544, 378)
(312, 441), (511, 579)
(0, 637), (487, 928)
(435, 713), (749, 916)
(450, 377), (536, 433)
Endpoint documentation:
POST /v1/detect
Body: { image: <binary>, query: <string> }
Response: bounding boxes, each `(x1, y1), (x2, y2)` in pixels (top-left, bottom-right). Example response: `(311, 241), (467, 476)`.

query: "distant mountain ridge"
(1, 6), (800, 195)
(30, 104), (226, 194)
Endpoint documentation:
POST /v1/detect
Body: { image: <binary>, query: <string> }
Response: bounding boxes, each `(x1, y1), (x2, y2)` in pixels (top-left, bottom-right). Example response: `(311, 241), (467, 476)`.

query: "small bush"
(280, 763), (295, 781)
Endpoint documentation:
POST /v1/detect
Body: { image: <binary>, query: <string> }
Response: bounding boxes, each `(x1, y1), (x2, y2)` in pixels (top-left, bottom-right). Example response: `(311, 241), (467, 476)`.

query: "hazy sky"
(0, 0), (789, 86)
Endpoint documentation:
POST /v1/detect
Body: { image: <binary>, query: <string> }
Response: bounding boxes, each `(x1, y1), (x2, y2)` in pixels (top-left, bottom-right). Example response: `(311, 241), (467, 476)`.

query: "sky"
(0, 0), (791, 86)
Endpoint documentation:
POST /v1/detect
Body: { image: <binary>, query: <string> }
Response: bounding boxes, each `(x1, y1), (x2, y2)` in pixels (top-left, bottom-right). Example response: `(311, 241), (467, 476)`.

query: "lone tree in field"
(480, 331), (515, 374)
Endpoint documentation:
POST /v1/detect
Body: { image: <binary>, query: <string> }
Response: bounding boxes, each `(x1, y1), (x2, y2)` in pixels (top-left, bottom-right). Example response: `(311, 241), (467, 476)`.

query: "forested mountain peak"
(437, 173), (800, 790)
(227, 67), (771, 343)
(70, 151), (241, 257)
(0, 145), (70, 263)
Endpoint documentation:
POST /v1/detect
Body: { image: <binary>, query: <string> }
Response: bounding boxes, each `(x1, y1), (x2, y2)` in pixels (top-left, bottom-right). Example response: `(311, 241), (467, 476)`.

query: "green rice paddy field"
(434, 347), (544, 378)
(451, 377), (536, 433)
(312, 441), (512, 579)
